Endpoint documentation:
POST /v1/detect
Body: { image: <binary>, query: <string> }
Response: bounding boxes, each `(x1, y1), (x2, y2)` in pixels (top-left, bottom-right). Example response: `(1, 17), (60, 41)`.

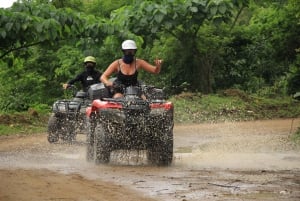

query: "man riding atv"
(63, 56), (102, 92)
(47, 56), (102, 143)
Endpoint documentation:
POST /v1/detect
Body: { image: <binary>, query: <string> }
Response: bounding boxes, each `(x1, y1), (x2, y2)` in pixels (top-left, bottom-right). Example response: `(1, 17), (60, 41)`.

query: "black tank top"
(117, 59), (138, 87)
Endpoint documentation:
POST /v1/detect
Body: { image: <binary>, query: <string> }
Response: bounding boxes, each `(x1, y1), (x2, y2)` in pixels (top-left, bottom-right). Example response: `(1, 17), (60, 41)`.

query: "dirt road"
(0, 119), (300, 201)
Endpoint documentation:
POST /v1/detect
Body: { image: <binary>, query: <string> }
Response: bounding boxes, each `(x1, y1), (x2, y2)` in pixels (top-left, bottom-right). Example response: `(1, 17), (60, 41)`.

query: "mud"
(0, 119), (300, 201)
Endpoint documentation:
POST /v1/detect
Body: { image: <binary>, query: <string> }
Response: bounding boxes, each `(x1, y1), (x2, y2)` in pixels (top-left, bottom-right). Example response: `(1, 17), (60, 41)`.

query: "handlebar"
(66, 84), (76, 89)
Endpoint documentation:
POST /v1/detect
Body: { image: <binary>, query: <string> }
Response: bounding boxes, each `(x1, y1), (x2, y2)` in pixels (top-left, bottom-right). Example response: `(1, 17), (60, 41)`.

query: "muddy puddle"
(0, 119), (300, 201)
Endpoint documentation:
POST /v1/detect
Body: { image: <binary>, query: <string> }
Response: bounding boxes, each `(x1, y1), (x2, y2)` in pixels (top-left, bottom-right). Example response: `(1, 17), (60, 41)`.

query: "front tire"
(47, 114), (60, 143)
(148, 129), (173, 166)
(61, 117), (76, 142)
(94, 122), (111, 164)
(86, 116), (96, 162)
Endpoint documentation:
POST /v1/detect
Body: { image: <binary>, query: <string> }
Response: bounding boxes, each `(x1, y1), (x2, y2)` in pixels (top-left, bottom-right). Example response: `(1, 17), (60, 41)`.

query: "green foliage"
(110, 0), (249, 93)
(0, 1), (113, 111)
(52, 0), (84, 11)
(171, 92), (300, 123)
(0, 111), (47, 135)
(54, 46), (83, 79)
(255, 76), (288, 98)
(0, 0), (299, 112)
(29, 104), (51, 114)
(0, 124), (46, 136)
(170, 92), (249, 123)
(213, 0), (300, 94)
(83, 0), (134, 18)
(247, 95), (300, 119)
(287, 51), (300, 95)
(0, 54), (49, 111)
(0, 1), (111, 58)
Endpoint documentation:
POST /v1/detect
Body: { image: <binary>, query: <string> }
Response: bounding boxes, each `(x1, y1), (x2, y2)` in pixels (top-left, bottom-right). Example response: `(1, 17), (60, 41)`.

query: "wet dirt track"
(0, 119), (300, 201)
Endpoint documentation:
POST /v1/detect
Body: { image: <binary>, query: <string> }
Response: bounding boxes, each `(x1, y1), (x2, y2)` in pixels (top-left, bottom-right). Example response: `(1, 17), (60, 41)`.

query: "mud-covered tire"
(76, 112), (88, 134)
(94, 123), (111, 164)
(86, 116), (96, 162)
(47, 114), (60, 143)
(147, 129), (173, 166)
(61, 119), (76, 142)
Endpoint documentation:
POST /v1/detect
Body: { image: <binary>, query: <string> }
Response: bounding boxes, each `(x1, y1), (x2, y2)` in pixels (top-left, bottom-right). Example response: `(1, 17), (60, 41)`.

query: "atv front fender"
(86, 106), (93, 117)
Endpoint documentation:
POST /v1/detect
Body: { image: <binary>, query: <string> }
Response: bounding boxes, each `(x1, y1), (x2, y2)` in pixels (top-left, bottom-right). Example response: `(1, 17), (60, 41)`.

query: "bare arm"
(100, 60), (118, 87)
(138, 59), (163, 74)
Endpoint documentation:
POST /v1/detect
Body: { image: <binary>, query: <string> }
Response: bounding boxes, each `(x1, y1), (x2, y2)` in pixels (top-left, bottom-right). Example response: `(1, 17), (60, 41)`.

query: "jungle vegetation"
(0, 0), (299, 112)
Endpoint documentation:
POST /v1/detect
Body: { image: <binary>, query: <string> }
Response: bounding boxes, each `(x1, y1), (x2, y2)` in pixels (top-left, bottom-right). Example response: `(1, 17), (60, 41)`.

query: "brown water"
(0, 119), (300, 201)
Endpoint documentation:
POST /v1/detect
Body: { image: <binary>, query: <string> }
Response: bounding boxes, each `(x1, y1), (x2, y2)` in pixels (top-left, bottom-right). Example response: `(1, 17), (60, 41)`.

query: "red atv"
(85, 81), (174, 166)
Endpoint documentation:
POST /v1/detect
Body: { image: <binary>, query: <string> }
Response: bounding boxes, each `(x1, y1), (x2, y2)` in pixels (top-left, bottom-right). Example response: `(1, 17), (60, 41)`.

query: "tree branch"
(230, 5), (246, 32)
(0, 41), (43, 59)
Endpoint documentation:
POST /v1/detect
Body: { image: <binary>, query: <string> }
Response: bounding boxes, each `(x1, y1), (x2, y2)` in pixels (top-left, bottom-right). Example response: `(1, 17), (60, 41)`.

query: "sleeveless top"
(116, 59), (138, 87)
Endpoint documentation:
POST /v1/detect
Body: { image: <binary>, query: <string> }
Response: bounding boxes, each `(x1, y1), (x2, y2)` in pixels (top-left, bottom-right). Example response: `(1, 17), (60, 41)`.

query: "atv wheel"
(148, 129), (173, 166)
(47, 114), (60, 143)
(76, 112), (87, 134)
(86, 116), (96, 162)
(61, 118), (76, 142)
(94, 122), (111, 164)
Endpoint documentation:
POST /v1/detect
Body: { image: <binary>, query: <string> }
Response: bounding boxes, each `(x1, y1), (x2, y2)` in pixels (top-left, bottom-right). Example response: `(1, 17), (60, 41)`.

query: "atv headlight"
(53, 102), (67, 112)
(57, 104), (67, 112)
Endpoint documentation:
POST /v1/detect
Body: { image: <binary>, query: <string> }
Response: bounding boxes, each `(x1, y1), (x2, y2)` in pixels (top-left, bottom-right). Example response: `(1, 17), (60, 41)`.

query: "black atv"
(47, 86), (91, 143)
(85, 81), (174, 166)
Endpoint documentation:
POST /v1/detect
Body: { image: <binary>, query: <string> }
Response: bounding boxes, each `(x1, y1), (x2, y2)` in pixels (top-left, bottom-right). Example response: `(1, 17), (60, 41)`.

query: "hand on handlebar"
(62, 84), (74, 90)
(105, 81), (124, 95)
(104, 81), (123, 89)
(112, 81), (122, 89)
(104, 81), (113, 87)
(63, 83), (69, 89)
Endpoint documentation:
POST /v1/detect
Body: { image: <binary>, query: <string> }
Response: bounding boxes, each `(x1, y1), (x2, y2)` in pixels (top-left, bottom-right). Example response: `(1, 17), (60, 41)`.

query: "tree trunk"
(190, 52), (213, 94)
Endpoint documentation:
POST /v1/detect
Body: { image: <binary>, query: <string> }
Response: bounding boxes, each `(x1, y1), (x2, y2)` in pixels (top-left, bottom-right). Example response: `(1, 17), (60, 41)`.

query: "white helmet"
(121, 40), (137, 50)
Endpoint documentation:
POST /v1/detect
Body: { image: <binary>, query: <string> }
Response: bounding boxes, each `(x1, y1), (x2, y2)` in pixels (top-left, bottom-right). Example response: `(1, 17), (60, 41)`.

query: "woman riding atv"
(100, 40), (163, 98)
